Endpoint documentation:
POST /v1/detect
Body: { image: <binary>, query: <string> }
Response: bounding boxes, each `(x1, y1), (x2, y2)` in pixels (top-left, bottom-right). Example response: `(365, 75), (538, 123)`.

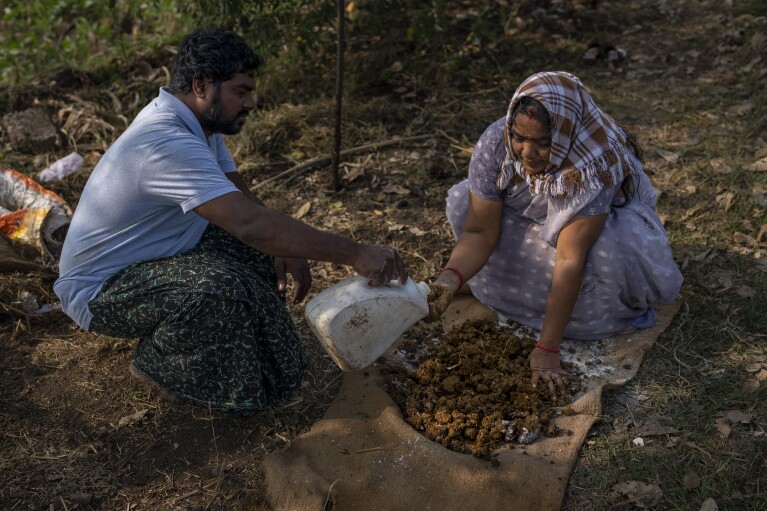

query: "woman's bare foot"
(128, 362), (184, 403)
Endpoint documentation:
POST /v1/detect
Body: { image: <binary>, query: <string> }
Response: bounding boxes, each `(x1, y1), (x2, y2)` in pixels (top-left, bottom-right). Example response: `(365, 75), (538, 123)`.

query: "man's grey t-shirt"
(55, 87), (239, 330)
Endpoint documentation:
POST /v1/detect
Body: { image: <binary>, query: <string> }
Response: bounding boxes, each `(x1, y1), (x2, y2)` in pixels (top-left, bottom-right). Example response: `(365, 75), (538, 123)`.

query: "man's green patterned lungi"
(89, 224), (306, 415)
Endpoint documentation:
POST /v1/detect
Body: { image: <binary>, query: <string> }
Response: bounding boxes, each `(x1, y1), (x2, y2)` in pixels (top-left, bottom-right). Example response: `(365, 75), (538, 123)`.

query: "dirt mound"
(387, 320), (581, 457)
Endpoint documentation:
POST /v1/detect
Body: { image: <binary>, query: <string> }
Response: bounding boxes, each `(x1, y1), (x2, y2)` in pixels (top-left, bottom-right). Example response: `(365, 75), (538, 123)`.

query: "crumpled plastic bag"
(0, 164), (73, 262)
(38, 152), (83, 183)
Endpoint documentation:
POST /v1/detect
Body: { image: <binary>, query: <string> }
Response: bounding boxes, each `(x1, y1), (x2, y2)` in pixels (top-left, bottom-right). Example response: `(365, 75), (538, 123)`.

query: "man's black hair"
(168, 29), (264, 94)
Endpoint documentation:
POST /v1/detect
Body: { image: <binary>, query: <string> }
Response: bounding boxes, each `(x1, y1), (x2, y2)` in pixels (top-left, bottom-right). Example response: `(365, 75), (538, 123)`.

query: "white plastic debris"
(518, 428), (540, 445)
(38, 152), (83, 183)
(36, 303), (62, 314)
(632, 437), (645, 447)
(19, 291), (39, 314)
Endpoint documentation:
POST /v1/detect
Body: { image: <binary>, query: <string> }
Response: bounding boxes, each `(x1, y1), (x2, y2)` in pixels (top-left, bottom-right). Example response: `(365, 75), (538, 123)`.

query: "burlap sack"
(262, 296), (682, 511)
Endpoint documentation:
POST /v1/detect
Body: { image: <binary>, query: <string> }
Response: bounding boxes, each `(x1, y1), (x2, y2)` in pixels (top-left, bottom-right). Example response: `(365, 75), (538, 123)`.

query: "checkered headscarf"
(498, 71), (643, 199)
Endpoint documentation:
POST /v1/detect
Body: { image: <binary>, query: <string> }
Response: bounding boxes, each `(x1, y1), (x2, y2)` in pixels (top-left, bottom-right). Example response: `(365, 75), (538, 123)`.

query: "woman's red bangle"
(534, 343), (560, 354)
(441, 267), (464, 290)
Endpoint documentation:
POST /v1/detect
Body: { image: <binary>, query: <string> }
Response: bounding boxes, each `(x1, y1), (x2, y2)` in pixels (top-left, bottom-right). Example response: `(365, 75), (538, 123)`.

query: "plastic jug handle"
(415, 281), (431, 301)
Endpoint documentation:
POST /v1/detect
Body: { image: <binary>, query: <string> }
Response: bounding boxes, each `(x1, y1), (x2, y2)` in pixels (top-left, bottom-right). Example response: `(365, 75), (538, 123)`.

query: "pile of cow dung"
(386, 320), (581, 457)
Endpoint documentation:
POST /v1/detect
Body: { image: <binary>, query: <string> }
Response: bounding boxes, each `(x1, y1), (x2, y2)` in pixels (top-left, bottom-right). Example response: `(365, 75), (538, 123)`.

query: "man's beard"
(200, 85), (247, 135)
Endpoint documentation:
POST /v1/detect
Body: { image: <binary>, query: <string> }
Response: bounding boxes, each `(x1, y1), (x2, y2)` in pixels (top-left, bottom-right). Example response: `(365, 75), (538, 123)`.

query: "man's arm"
(225, 171), (313, 303)
(194, 191), (407, 285)
(226, 171), (265, 206)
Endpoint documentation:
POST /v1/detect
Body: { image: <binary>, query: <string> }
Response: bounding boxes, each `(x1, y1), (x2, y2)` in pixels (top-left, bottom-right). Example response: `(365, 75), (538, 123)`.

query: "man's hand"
(529, 348), (568, 401)
(427, 283), (454, 322)
(274, 257), (312, 304)
(353, 245), (408, 286)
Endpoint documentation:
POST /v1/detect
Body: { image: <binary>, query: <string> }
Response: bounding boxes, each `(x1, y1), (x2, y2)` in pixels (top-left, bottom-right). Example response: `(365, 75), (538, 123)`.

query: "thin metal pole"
(331, 0), (345, 190)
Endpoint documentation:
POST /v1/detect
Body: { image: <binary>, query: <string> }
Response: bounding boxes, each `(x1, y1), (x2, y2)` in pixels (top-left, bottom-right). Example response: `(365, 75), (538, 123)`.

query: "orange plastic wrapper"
(0, 164), (73, 262)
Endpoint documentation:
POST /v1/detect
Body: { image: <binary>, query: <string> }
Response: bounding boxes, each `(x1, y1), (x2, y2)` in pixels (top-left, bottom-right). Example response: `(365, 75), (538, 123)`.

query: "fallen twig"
(319, 372), (343, 394)
(355, 443), (395, 453)
(653, 338), (702, 375)
(251, 134), (438, 190)
(397, 247), (430, 265)
(172, 489), (202, 505)
(323, 479), (340, 510)
(435, 128), (473, 154)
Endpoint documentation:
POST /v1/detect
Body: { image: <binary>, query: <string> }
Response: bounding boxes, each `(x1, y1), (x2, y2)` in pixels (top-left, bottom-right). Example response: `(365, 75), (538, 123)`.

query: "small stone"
(1, 108), (59, 153)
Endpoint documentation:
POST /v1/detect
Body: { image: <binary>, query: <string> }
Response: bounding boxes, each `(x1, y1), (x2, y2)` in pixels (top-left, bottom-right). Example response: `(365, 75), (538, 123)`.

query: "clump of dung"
(388, 320), (577, 456)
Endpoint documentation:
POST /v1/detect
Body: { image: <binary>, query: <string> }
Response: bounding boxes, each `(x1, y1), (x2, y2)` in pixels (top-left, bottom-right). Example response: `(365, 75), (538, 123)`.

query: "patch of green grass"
(568, 258), (766, 510)
(0, 0), (187, 85)
(563, 4), (766, 509)
(733, 0), (767, 17)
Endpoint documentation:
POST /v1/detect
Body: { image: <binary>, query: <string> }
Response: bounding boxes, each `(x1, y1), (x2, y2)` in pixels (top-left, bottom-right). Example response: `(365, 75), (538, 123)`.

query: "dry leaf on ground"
(707, 270), (734, 291)
(683, 472), (701, 489)
(381, 183), (411, 195)
(682, 203), (706, 220)
(709, 158), (732, 174)
(608, 480), (663, 508)
(715, 417), (732, 438)
(733, 232), (757, 247)
(757, 224), (767, 243)
(747, 156), (767, 172)
(342, 168), (365, 183)
(715, 191), (735, 211)
(752, 188), (767, 208)
(743, 379), (760, 392)
(294, 201), (312, 219)
(637, 418), (679, 436)
(692, 247), (717, 262)
(725, 410), (752, 423)
(117, 408), (149, 428)
(736, 285), (756, 298)
(700, 497), (719, 511)
(656, 148), (680, 164)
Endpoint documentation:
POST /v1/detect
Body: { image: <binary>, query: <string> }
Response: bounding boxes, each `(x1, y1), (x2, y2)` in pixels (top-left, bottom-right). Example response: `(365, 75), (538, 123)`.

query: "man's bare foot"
(128, 362), (184, 403)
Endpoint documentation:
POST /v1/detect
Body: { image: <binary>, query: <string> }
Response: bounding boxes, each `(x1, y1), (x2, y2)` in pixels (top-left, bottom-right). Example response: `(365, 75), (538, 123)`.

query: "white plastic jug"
(305, 275), (430, 371)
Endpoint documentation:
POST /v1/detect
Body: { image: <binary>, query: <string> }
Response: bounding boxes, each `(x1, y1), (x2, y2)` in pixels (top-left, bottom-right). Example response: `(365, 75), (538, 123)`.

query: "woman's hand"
(427, 283), (455, 321)
(529, 348), (568, 401)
